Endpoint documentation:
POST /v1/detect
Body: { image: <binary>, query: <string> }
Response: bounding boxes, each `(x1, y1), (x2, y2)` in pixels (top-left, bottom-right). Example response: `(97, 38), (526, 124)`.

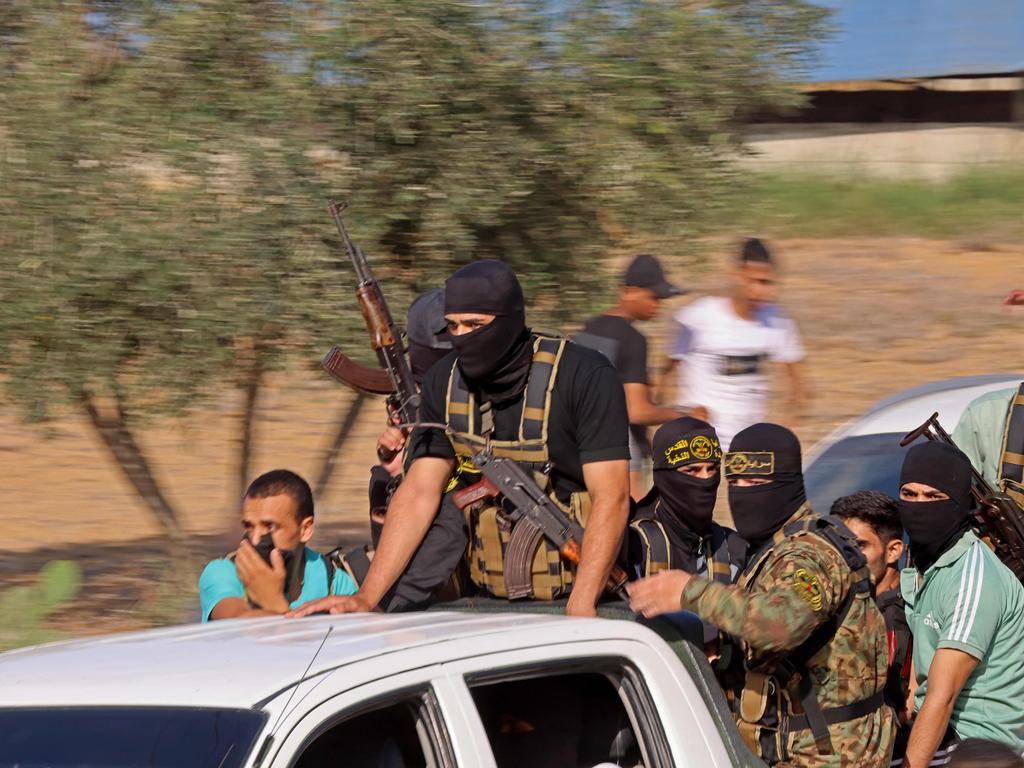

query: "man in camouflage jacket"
(630, 423), (895, 767)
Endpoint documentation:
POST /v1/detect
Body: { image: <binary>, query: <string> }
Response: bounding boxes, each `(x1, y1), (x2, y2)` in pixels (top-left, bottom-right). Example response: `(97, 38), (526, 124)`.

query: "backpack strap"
(999, 382), (1024, 504)
(708, 525), (736, 585)
(629, 518), (672, 577)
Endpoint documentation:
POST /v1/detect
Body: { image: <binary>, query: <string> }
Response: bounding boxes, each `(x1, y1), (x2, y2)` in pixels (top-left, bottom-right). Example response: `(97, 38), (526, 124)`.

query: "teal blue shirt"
(901, 531), (1024, 751)
(199, 547), (357, 622)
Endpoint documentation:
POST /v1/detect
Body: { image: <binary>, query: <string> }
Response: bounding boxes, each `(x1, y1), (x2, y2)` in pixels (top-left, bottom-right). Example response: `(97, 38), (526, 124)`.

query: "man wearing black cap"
(897, 442), (1024, 767)
(295, 260), (630, 618)
(627, 416), (746, 583)
(577, 253), (689, 499)
(629, 423), (894, 767)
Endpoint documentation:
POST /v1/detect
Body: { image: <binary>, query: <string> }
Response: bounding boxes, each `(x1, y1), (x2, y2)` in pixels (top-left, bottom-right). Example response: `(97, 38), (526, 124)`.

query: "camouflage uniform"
(680, 504), (895, 767)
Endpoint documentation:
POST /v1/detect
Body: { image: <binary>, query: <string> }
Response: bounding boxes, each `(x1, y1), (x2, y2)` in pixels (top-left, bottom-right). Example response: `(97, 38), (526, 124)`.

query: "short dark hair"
(740, 237), (774, 266)
(949, 739), (1024, 768)
(830, 490), (902, 544)
(244, 469), (314, 521)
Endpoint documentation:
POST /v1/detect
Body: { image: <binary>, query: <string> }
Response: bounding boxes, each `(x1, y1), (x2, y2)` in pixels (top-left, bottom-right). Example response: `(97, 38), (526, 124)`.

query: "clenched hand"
(235, 541), (289, 614)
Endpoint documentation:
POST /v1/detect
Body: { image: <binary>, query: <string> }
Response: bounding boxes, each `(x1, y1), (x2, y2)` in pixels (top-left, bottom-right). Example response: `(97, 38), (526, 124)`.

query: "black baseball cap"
(406, 288), (452, 349)
(623, 254), (684, 299)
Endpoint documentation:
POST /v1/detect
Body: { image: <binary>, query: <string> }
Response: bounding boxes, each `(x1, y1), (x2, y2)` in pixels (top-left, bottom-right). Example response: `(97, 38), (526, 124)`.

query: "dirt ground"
(3, 237), (1022, 640)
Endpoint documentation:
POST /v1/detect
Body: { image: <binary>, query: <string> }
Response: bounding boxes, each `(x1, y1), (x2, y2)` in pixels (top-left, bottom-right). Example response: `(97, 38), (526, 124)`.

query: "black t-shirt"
(876, 587), (912, 712)
(407, 337), (630, 501)
(578, 315), (649, 385)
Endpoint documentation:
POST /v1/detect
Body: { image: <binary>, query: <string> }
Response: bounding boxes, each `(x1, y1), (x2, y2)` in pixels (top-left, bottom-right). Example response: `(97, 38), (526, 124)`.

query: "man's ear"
(886, 537), (904, 567)
(299, 516), (315, 544)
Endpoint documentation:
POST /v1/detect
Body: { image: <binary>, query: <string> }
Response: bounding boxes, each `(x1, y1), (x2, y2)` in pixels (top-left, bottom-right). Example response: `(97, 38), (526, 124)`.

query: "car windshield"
(805, 432), (911, 513)
(0, 706), (265, 768)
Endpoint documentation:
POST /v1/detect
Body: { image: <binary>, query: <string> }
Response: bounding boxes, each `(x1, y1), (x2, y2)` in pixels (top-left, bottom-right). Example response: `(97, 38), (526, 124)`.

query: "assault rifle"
(901, 412), (1024, 582)
(453, 452), (629, 601)
(320, 200), (420, 461)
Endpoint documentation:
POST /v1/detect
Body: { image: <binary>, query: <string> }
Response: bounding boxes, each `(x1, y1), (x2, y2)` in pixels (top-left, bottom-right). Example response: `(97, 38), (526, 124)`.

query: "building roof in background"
(809, 0), (1024, 84)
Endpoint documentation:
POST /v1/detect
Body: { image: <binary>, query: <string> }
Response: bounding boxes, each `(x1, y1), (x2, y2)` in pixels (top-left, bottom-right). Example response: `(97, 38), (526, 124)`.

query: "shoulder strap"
(444, 335), (567, 464)
(999, 382), (1024, 490)
(326, 545), (372, 588)
(630, 518), (672, 576)
(708, 525), (735, 584)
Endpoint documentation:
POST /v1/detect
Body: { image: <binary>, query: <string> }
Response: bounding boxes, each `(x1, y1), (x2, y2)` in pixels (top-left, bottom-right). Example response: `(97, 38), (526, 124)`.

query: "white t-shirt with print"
(671, 296), (804, 449)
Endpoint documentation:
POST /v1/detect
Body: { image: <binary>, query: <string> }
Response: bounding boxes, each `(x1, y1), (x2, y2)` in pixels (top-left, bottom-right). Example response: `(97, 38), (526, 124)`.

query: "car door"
(261, 664), (496, 768)
(440, 637), (735, 768)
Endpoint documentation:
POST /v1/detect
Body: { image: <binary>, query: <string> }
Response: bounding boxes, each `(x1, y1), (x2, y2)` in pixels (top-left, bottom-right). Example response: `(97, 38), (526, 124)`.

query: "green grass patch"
(739, 169), (1024, 239)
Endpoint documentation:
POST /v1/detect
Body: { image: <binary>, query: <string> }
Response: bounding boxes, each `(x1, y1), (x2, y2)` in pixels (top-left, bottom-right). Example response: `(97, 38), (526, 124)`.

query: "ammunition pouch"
(467, 489), (591, 600)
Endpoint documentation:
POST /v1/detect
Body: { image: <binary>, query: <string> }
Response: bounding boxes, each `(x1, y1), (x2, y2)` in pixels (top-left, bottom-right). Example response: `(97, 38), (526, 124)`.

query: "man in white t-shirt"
(664, 239), (805, 450)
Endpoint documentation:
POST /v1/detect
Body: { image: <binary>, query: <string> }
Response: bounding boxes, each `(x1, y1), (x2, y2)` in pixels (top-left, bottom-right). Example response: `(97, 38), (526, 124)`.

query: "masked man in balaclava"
(628, 416), (747, 583)
(294, 260), (631, 618)
(629, 423), (895, 767)
(897, 442), (1024, 766)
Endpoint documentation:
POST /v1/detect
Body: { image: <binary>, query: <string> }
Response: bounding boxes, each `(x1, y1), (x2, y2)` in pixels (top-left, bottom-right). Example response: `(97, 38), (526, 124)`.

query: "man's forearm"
(358, 486), (442, 608)
(571, 491), (629, 609)
(903, 694), (955, 768)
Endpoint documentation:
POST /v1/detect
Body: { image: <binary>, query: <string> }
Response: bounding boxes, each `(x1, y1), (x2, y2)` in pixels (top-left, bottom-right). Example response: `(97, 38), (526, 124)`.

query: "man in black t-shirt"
(577, 254), (689, 499)
(292, 260), (631, 618)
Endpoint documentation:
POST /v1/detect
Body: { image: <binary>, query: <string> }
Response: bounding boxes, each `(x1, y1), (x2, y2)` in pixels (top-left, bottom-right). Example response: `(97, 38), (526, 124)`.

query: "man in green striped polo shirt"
(898, 442), (1024, 767)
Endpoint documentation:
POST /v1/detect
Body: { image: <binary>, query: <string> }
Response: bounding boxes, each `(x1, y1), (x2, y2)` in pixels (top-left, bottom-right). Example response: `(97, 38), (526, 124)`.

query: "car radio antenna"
(253, 625), (334, 768)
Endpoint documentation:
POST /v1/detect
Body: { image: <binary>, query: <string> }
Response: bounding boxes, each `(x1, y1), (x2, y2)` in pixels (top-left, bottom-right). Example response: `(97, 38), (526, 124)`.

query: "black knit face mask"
(653, 469), (719, 536)
(445, 260), (531, 401)
(898, 440), (974, 571)
(724, 423), (806, 547)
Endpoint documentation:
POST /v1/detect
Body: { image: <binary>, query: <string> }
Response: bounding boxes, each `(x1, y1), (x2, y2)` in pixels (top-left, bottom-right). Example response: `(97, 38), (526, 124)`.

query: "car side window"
(293, 690), (449, 768)
(468, 662), (669, 768)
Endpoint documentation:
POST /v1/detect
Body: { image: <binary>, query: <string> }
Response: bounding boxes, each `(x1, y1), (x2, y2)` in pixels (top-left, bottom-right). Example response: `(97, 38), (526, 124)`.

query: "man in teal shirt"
(898, 442), (1024, 766)
(199, 469), (356, 622)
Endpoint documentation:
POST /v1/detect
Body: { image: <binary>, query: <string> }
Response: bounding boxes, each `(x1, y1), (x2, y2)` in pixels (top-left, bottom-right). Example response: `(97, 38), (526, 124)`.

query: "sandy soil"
(2, 237), (1022, 638)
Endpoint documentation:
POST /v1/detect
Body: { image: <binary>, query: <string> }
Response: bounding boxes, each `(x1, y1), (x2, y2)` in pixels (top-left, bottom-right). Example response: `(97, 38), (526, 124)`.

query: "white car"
(0, 607), (760, 768)
(804, 373), (1022, 512)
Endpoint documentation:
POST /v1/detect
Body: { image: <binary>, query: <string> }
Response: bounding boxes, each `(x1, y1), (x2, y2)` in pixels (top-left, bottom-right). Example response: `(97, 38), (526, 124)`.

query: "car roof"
(807, 373), (1022, 461)
(0, 611), (654, 710)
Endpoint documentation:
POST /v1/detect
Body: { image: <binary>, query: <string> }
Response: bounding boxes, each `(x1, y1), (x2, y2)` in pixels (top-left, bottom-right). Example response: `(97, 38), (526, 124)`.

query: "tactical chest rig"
(1000, 382), (1024, 509)
(736, 512), (883, 764)
(445, 335), (590, 600)
(631, 514), (738, 584)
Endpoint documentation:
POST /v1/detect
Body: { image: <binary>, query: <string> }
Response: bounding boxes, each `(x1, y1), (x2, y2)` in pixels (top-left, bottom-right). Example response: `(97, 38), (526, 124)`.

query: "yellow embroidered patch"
(793, 568), (824, 612)
(724, 451), (774, 476)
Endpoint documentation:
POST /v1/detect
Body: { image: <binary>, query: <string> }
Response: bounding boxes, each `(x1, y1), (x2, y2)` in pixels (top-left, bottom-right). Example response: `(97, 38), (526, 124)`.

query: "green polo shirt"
(902, 531), (1024, 751)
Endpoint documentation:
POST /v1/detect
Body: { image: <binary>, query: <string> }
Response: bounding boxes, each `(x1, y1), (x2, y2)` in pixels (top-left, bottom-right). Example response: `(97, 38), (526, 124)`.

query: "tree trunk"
(80, 391), (189, 557)
(314, 392), (368, 499)
(237, 358), (264, 502)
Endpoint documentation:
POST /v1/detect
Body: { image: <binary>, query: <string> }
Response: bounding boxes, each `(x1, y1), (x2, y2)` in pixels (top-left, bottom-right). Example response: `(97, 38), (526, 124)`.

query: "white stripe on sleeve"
(949, 543), (977, 642)
(955, 544), (985, 643)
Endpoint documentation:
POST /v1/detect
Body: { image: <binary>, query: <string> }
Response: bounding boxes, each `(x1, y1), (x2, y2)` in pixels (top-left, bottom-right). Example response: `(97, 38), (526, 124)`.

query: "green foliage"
(0, 561), (83, 651)
(0, 0), (826, 418)
(741, 169), (1024, 239)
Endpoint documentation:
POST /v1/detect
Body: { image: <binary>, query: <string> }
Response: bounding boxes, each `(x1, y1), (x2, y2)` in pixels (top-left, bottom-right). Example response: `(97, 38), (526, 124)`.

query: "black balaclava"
(725, 423), (806, 547)
(405, 287), (452, 386)
(651, 417), (722, 538)
(898, 441), (973, 572)
(444, 260), (532, 403)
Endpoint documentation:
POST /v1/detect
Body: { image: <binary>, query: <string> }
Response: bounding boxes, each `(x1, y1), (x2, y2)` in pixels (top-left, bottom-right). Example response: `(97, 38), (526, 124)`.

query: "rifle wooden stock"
(321, 346), (394, 395)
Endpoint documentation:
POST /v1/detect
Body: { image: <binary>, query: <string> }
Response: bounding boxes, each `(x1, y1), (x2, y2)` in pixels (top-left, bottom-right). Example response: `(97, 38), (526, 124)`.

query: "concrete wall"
(742, 123), (1024, 181)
